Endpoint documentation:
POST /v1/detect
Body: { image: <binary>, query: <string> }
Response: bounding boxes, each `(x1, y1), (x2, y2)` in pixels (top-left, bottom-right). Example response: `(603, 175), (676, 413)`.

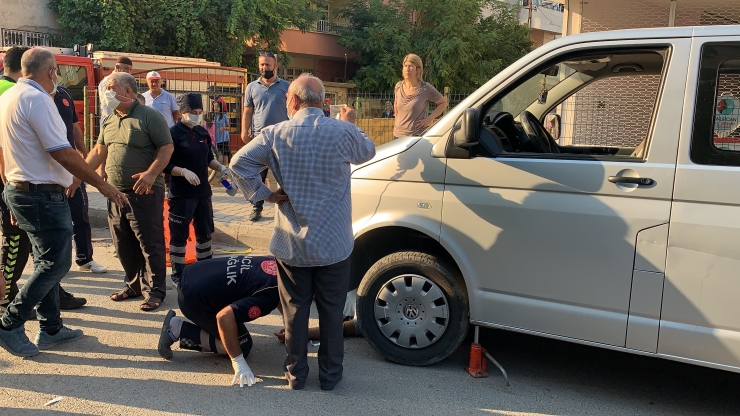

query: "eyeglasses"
(258, 51), (276, 58)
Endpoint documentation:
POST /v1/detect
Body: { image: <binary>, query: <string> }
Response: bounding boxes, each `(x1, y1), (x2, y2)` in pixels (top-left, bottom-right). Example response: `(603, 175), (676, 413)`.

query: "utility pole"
(344, 53), (347, 80)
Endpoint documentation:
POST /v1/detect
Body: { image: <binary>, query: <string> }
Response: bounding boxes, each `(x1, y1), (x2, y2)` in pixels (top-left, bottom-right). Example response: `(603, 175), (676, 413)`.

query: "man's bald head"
(21, 48), (56, 77)
(288, 74), (325, 108)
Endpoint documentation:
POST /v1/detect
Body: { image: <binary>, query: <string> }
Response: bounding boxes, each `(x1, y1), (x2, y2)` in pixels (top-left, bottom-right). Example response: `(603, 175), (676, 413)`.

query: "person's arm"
(72, 123), (87, 159)
(217, 305), (256, 387)
(51, 148), (128, 207)
(86, 143), (108, 171)
(416, 88), (448, 130)
(216, 306), (242, 359)
(171, 110), (181, 124)
(230, 133), (285, 205)
(337, 107), (376, 165)
(241, 106), (254, 144)
(0, 147), (5, 184)
(131, 143), (174, 194)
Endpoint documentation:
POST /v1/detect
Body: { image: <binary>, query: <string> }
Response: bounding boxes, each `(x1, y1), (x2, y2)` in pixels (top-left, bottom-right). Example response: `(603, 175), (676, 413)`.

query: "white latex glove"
(219, 164), (228, 173)
(231, 354), (255, 387)
(180, 168), (200, 186)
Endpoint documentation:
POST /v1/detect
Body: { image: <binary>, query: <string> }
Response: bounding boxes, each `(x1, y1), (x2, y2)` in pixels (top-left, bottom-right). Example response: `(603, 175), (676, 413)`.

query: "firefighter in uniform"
(163, 93), (229, 285)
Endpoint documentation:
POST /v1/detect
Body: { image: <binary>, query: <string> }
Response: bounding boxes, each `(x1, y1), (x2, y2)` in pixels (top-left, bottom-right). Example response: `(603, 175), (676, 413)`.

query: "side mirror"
(544, 113), (561, 140)
(453, 108), (480, 148)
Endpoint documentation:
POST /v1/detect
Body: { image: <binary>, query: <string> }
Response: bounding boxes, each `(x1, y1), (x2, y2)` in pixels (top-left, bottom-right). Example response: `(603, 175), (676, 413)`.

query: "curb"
(87, 206), (273, 252)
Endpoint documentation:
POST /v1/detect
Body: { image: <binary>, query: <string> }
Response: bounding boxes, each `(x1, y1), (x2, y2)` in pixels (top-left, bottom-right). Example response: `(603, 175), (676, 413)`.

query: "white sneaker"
(78, 260), (107, 273)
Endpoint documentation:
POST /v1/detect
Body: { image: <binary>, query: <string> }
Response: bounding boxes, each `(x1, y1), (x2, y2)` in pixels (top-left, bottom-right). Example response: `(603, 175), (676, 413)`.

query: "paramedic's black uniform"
(163, 121), (215, 282)
(177, 255), (279, 356)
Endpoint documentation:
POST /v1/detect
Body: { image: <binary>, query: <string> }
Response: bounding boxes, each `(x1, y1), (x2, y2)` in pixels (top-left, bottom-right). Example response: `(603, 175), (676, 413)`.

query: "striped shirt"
(230, 107), (376, 267)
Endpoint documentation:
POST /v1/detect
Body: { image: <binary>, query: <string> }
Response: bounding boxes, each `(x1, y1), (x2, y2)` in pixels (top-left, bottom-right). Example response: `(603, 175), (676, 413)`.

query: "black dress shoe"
(249, 209), (262, 222)
(59, 287), (87, 310)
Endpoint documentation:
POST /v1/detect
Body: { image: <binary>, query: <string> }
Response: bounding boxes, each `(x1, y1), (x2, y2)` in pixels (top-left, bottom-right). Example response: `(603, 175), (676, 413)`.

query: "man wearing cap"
(86, 72), (173, 312)
(162, 93), (228, 285)
(240, 52), (290, 222)
(143, 71), (180, 128)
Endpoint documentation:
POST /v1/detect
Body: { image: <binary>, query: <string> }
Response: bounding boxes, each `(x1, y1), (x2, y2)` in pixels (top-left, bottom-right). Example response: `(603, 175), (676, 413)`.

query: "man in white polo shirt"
(0, 48), (128, 358)
(142, 71), (180, 127)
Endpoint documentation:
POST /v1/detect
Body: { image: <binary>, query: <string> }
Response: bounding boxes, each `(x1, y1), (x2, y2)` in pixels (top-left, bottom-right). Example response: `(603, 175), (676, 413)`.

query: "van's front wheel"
(357, 251), (469, 366)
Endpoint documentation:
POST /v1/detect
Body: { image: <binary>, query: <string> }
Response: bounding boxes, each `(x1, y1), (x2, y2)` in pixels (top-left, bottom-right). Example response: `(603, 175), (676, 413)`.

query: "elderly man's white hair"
(291, 73), (325, 106)
(21, 48), (55, 76)
(108, 72), (138, 94)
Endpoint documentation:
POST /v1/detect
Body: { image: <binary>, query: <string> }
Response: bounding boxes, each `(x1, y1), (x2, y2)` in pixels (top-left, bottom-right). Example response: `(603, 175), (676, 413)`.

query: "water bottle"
(220, 172), (237, 196)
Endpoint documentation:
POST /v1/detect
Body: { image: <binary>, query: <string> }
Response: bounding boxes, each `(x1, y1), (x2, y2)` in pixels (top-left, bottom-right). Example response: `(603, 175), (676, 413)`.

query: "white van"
(349, 25), (740, 372)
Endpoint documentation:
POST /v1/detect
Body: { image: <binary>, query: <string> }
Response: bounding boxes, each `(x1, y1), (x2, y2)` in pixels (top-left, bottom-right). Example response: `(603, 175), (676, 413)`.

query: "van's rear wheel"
(357, 251), (469, 366)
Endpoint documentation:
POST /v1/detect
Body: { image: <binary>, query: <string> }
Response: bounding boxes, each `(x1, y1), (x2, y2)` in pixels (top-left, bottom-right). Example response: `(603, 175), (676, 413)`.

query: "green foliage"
(48, 0), (326, 67)
(337, 0), (532, 91)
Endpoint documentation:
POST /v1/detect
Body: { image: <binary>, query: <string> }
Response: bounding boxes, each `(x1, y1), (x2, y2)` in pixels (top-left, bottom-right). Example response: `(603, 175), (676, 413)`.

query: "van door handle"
(608, 176), (654, 186)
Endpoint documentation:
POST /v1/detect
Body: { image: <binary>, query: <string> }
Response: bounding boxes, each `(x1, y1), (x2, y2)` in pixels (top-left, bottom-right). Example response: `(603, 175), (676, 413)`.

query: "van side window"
(690, 43), (740, 166)
(476, 48), (668, 161)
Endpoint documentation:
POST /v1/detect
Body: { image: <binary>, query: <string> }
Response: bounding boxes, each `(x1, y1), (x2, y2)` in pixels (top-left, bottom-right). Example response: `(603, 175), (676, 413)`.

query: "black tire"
(357, 251), (469, 366)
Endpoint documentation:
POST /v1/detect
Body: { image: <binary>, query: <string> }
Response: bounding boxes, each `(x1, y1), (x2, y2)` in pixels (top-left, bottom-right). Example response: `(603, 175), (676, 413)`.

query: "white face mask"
(286, 96), (294, 120)
(50, 69), (60, 95)
(183, 113), (203, 126)
(102, 90), (122, 110)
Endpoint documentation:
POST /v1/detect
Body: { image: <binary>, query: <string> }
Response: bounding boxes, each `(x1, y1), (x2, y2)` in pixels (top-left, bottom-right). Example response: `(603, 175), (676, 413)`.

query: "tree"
(337, 0), (532, 91)
(48, 0), (326, 67)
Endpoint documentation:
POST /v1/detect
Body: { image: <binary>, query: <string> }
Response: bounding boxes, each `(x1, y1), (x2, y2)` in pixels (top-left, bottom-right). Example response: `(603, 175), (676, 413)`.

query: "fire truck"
(0, 47), (249, 151)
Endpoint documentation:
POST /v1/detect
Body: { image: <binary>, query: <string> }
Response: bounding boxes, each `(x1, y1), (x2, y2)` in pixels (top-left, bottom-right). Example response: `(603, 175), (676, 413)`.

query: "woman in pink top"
(393, 54), (448, 139)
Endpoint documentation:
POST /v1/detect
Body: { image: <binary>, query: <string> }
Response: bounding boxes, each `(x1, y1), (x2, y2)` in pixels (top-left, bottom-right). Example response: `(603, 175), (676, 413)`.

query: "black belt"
(9, 182), (65, 192)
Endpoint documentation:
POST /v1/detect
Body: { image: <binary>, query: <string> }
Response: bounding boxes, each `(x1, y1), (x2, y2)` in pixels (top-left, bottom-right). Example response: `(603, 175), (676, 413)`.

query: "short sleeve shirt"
(393, 81), (443, 138)
(215, 113), (230, 143)
(244, 78), (290, 134)
(164, 121), (215, 198)
(0, 79), (73, 187)
(0, 76), (16, 95)
(180, 255), (280, 324)
(53, 86), (79, 148)
(143, 89), (179, 127)
(98, 101), (173, 190)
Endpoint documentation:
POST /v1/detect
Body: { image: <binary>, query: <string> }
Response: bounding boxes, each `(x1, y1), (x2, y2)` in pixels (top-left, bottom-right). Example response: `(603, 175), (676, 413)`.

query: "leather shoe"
(249, 209), (262, 222)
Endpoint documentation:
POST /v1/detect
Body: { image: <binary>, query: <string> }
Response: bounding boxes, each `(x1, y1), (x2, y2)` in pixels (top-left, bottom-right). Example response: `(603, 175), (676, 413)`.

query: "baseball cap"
(146, 71), (161, 80)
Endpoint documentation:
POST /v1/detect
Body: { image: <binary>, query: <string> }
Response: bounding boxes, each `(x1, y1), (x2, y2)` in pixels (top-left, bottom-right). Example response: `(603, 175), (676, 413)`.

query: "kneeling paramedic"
(158, 255), (280, 387)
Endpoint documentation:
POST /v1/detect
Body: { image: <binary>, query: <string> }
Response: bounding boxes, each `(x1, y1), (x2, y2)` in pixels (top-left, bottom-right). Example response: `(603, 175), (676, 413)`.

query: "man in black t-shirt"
(158, 255), (280, 387)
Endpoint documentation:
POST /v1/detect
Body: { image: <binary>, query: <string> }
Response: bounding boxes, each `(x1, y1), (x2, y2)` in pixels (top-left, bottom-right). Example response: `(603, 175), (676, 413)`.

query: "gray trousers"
(277, 257), (350, 389)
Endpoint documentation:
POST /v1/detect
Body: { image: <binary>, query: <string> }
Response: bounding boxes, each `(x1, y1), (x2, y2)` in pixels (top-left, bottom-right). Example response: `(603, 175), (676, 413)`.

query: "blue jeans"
(1, 184), (73, 333)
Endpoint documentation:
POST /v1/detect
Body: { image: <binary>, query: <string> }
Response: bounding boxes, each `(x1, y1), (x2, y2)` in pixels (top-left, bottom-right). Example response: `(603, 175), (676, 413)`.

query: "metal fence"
(83, 81), (471, 150)
(1, 29), (63, 48)
(339, 91), (471, 145)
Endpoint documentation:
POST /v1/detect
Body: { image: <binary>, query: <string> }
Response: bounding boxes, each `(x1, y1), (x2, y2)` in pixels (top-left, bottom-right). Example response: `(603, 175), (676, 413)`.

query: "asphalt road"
(1, 228), (739, 415)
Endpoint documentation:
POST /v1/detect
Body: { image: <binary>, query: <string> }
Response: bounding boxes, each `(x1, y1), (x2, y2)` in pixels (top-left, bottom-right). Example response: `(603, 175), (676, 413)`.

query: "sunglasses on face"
(259, 51), (276, 58)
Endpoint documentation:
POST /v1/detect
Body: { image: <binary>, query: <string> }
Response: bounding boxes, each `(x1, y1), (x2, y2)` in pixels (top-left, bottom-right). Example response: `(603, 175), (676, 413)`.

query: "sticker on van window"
(714, 95), (740, 138)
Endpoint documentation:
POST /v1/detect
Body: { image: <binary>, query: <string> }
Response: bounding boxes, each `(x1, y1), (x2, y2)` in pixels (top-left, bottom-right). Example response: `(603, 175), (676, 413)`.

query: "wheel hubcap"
(374, 274), (449, 349)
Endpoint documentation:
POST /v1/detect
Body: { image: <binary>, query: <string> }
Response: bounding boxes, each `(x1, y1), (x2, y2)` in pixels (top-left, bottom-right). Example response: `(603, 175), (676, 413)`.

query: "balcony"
(1, 28), (64, 48)
(290, 19), (348, 36)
